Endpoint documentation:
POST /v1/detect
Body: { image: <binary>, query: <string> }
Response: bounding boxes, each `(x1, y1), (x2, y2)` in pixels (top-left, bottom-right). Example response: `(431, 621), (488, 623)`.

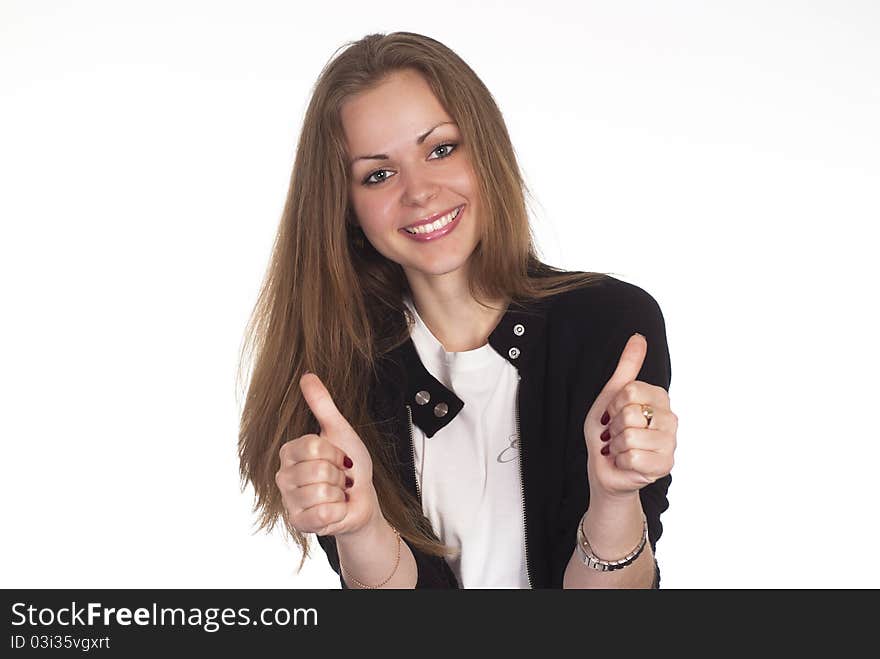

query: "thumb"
(599, 333), (648, 397)
(299, 372), (352, 436)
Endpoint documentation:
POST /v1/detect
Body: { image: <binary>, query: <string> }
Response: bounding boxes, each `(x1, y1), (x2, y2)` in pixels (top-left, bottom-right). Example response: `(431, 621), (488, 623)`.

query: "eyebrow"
(350, 121), (457, 166)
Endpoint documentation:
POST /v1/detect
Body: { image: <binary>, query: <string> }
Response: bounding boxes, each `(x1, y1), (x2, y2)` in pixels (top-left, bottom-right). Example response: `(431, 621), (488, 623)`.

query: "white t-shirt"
(404, 296), (530, 588)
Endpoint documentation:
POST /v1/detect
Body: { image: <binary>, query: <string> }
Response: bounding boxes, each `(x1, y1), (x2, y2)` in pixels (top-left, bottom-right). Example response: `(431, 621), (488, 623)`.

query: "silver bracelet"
(576, 513), (648, 572)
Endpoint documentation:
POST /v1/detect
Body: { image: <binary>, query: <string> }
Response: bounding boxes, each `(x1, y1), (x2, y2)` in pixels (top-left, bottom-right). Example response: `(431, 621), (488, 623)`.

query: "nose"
(400, 167), (439, 208)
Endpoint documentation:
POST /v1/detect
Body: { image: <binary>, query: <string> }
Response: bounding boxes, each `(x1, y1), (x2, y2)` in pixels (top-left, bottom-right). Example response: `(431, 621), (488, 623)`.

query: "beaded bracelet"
(340, 527), (402, 588)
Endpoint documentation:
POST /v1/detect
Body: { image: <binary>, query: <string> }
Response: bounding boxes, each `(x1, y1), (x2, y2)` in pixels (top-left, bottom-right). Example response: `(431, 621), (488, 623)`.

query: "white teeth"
(404, 206), (461, 235)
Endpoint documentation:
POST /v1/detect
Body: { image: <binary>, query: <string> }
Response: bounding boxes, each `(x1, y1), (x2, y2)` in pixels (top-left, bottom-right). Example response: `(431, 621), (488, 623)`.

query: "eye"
(429, 143), (457, 160)
(361, 142), (459, 186)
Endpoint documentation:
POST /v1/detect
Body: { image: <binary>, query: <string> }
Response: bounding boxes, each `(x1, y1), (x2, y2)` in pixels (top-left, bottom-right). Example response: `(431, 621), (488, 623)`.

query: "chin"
(403, 250), (476, 279)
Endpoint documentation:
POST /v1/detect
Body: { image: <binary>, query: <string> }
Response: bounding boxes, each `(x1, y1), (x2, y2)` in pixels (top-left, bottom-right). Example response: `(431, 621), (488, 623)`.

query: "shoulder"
(545, 273), (672, 390)
(546, 273), (665, 328)
(543, 274), (670, 384)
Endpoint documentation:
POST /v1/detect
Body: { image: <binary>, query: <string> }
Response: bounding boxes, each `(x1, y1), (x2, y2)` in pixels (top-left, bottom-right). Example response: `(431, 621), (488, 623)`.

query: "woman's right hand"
(275, 372), (382, 537)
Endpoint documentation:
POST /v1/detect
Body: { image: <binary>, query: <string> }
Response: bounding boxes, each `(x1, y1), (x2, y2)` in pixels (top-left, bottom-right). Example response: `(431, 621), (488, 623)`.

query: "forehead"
(340, 70), (453, 149)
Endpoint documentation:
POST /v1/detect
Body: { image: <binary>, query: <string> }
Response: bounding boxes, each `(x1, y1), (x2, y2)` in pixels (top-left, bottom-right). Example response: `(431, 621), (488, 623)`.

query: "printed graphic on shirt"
(497, 431), (520, 463)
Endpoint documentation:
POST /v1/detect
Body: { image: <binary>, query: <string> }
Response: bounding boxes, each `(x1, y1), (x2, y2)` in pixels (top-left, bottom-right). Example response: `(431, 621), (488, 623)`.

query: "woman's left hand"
(583, 333), (678, 499)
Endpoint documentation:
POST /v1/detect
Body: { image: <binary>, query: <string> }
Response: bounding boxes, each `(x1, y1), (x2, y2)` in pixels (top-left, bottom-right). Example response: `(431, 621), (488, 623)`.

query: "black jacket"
(315, 273), (672, 588)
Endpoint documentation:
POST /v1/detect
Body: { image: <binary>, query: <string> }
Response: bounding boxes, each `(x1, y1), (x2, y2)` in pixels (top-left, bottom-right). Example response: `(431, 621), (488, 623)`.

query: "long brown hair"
(237, 31), (615, 574)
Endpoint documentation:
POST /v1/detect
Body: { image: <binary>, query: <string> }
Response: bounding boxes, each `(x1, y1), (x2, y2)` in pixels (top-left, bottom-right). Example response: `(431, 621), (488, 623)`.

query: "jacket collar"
(390, 296), (549, 438)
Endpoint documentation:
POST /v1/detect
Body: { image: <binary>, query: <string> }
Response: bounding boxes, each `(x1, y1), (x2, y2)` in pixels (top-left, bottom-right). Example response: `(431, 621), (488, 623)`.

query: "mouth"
(399, 204), (465, 237)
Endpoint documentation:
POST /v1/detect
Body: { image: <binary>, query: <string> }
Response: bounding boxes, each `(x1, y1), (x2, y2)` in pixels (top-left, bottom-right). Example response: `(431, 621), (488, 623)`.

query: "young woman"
(238, 31), (678, 588)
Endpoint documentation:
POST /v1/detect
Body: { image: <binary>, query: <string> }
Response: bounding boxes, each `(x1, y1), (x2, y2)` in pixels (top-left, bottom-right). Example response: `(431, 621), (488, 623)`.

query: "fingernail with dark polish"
(600, 410), (610, 425)
(601, 444), (610, 456)
(600, 428), (611, 442)
(345, 476), (353, 488)
(343, 456), (353, 469)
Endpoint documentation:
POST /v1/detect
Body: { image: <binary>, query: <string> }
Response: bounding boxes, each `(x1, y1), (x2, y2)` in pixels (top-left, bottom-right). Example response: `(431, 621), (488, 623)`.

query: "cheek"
(449, 164), (476, 194)
(451, 169), (479, 217)
(350, 192), (391, 233)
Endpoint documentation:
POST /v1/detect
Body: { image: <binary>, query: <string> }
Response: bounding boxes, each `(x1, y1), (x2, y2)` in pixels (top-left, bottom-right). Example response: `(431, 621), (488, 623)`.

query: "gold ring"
(641, 404), (654, 428)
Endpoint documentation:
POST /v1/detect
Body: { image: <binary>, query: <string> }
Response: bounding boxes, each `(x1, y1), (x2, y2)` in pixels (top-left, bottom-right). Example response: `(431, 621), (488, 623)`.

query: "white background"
(2, 0), (878, 589)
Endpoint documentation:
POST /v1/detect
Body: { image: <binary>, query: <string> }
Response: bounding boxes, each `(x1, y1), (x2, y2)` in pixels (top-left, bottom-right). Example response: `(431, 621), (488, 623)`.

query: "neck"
(406, 280), (507, 353)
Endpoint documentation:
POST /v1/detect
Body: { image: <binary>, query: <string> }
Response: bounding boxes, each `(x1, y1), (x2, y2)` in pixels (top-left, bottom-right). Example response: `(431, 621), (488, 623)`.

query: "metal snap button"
(508, 347), (520, 359)
(513, 323), (525, 336)
(415, 390), (430, 405)
(433, 402), (448, 418)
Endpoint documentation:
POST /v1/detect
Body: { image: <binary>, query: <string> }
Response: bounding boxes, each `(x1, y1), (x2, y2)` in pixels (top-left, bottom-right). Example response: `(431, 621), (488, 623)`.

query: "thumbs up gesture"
(275, 372), (383, 537)
(583, 333), (678, 499)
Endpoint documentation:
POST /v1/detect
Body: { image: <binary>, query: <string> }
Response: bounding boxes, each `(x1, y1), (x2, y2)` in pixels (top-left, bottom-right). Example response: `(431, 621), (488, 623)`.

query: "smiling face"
(342, 69), (481, 284)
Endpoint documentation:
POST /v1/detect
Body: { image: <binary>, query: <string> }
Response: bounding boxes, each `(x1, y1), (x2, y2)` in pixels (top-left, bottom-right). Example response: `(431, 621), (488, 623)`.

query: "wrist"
(582, 492), (645, 560)
(588, 489), (640, 515)
(335, 508), (403, 589)
(336, 505), (388, 548)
